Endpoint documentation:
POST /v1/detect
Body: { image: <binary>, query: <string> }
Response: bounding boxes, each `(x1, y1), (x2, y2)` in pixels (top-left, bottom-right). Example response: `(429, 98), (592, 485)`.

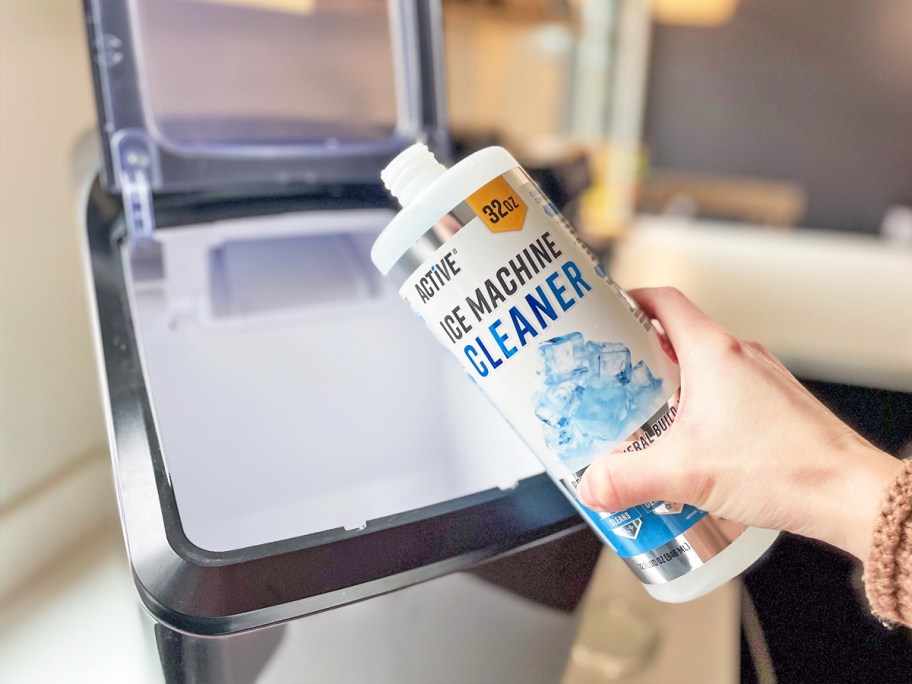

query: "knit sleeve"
(864, 457), (912, 628)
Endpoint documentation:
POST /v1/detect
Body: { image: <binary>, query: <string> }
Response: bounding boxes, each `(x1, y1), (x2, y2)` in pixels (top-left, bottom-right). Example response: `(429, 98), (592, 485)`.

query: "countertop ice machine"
(79, 1), (600, 681)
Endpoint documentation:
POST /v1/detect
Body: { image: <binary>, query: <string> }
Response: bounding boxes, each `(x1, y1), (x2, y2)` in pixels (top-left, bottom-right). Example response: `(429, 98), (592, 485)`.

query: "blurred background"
(1, 1), (910, 682)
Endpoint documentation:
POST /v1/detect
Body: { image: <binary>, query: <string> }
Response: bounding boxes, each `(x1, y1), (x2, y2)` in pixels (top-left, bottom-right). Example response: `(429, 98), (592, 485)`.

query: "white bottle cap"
(380, 143), (446, 207)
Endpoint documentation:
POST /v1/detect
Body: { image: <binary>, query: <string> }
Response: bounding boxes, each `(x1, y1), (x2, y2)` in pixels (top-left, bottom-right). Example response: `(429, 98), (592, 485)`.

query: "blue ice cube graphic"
(534, 381), (585, 428)
(586, 341), (632, 387)
(628, 360), (661, 393)
(535, 335), (666, 460)
(623, 361), (664, 430)
(542, 424), (574, 454)
(574, 383), (629, 442)
(538, 332), (588, 385)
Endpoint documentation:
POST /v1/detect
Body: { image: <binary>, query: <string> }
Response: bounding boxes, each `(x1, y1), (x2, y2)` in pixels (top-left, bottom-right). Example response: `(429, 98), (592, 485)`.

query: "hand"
(577, 287), (903, 561)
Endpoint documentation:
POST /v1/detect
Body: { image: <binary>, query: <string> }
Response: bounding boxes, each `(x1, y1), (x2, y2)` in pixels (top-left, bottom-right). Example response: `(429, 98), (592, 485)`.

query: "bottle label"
(397, 168), (707, 574)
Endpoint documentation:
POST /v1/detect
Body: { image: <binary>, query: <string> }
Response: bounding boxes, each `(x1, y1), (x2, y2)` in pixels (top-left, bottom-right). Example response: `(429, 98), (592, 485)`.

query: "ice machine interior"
(82, 0), (583, 634)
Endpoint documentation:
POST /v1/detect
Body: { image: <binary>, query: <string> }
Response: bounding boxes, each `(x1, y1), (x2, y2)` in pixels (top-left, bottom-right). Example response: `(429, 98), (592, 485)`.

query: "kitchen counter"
(0, 520), (159, 684)
(562, 551), (742, 683)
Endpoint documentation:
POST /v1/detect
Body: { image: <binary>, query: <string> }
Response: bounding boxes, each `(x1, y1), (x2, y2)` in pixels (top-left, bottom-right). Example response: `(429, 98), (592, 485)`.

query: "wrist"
(833, 442), (904, 561)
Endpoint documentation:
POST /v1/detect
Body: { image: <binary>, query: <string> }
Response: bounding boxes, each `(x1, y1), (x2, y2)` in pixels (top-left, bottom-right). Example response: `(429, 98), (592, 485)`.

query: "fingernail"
(578, 476), (597, 508)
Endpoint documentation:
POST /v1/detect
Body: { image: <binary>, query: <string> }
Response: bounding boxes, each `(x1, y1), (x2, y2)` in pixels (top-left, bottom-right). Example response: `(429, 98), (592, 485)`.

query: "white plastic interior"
(126, 210), (543, 552)
(132, 0), (409, 146)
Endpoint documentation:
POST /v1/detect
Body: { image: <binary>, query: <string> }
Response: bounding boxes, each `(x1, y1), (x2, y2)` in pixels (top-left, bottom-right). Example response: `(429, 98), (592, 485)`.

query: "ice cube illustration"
(538, 333), (588, 385)
(571, 422), (595, 451)
(534, 380), (584, 428)
(542, 424), (575, 455)
(573, 383), (629, 442)
(586, 341), (632, 387)
(628, 360), (661, 393)
(624, 360), (664, 424)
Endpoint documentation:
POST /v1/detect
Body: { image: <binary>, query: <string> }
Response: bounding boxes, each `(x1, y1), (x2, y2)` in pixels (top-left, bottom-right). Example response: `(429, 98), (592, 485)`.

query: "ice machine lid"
(83, 0), (446, 197)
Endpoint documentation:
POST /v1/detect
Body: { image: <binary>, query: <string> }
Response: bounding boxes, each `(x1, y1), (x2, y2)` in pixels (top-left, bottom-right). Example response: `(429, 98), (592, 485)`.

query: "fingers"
(578, 443), (700, 512)
(625, 287), (731, 358)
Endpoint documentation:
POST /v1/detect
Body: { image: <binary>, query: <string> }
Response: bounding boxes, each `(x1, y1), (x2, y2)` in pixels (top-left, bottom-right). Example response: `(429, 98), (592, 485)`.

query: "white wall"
(0, 1), (115, 599)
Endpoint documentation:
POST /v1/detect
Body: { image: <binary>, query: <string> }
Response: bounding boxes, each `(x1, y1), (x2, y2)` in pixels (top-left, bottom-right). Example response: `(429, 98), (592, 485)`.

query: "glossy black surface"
(741, 380), (912, 683)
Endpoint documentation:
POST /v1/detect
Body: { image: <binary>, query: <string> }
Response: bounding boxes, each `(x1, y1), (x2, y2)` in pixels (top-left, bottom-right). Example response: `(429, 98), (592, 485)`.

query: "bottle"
(371, 143), (778, 602)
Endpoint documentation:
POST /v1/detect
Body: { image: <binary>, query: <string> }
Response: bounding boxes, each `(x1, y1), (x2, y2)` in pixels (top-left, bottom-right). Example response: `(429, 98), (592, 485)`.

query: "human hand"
(577, 287), (903, 561)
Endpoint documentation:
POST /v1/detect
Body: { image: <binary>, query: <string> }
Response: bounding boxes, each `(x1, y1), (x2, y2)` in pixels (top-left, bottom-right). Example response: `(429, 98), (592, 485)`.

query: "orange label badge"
(466, 176), (527, 233)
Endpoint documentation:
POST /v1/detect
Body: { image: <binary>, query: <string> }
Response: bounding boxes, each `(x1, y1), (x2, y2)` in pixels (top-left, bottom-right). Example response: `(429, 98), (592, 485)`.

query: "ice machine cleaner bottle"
(371, 144), (778, 602)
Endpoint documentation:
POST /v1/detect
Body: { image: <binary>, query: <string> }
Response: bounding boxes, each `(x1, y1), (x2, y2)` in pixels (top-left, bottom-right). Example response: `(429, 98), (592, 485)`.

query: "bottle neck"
(380, 143), (446, 207)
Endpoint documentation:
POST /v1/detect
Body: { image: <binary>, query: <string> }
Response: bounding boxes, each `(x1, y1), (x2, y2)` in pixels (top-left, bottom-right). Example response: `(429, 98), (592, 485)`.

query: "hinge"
(112, 130), (161, 246)
(121, 165), (155, 244)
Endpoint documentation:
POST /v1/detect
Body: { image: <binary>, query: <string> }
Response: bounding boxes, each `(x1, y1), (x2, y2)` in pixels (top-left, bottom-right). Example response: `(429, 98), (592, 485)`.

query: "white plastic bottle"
(371, 144), (778, 602)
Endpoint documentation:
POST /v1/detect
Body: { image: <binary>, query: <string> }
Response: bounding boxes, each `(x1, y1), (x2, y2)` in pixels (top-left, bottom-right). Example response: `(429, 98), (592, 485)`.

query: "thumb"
(577, 441), (697, 512)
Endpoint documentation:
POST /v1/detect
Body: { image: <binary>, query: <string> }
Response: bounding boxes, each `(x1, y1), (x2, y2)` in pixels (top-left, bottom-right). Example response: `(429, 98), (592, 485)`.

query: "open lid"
(84, 0), (446, 235)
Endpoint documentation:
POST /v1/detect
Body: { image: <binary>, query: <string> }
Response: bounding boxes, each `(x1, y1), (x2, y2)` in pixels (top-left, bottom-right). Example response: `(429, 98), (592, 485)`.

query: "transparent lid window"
(131, 0), (415, 149)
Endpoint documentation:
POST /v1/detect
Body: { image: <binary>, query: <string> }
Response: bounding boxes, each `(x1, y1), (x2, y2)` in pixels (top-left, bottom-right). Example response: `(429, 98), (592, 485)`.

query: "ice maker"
(80, 1), (595, 680)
